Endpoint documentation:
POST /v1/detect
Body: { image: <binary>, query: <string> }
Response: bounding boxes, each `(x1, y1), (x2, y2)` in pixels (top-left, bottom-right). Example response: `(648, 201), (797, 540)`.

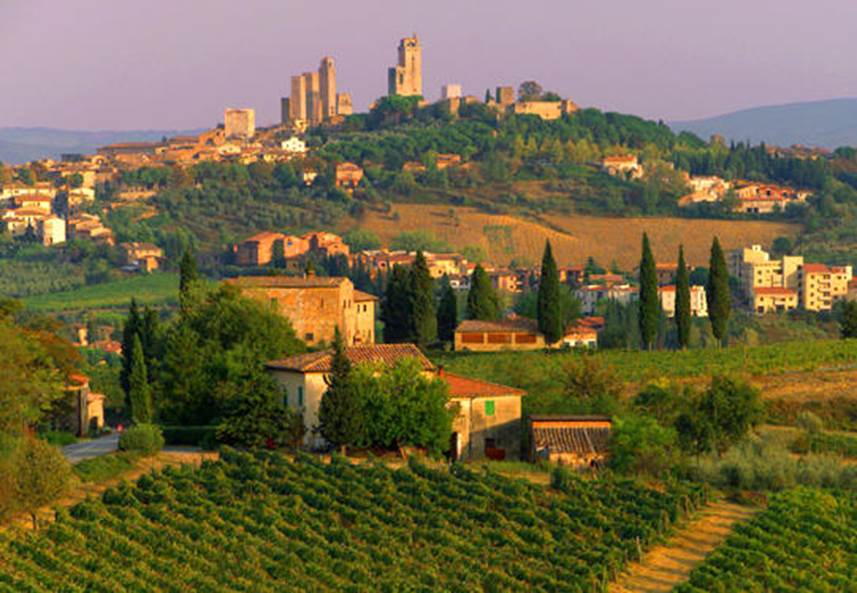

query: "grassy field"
(343, 203), (800, 268)
(22, 272), (179, 311)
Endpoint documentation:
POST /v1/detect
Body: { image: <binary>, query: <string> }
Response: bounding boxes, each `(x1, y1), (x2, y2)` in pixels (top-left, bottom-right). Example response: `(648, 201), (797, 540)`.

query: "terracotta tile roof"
(530, 416), (612, 455)
(267, 343), (434, 373)
(225, 275), (347, 289)
(753, 287), (797, 296)
(455, 318), (538, 333)
(801, 263), (833, 274)
(354, 290), (379, 302)
(577, 316), (605, 330)
(442, 372), (525, 398)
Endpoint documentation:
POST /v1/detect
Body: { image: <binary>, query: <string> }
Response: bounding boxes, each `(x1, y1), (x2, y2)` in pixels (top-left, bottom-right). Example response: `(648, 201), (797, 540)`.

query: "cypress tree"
(537, 240), (563, 343)
(120, 299), (141, 399)
(675, 245), (691, 349)
(128, 334), (153, 424)
(140, 306), (160, 380)
(409, 251), (437, 346)
(318, 329), (363, 454)
(179, 248), (198, 295)
(484, 89), (491, 103)
(382, 265), (412, 343)
(466, 264), (499, 320)
(706, 237), (731, 345)
(638, 233), (660, 350)
(271, 239), (286, 269)
(437, 275), (458, 343)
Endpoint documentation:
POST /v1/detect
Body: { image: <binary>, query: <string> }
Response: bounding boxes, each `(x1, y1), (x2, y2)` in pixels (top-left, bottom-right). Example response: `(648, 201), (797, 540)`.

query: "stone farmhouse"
(64, 374), (105, 437)
(266, 343), (524, 460)
(528, 415), (612, 469)
(226, 274), (376, 347)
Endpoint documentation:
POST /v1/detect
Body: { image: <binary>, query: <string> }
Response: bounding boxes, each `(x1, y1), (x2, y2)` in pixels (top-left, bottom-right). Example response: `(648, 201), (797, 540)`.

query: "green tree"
(128, 335), (153, 424)
(119, 299), (141, 400)
(12, 437), (72, 530)
(179, 248), (199, 309)
(609, 414), (677, 476)
(437, 276), (458, 343)
(638, 233), (660, 350)
(409, 251), (437, 346)
(518, 80), (544, 101)
(537, 241), (563, 343)
(317, 329), (364, 454)
(706, 237), (731, 345)
(382, 265), (413, 343)
(217, 369), (304, 449)
(841, 301), (857, 339)
(675, 245), (691, 349)
(466, 264), (499, 320)
(271, 239), (286, 269)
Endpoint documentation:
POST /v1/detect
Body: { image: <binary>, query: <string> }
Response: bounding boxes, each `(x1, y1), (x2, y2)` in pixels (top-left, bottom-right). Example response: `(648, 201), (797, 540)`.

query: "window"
(461, 333), (484, 344)
(304, 333), (314, 342)
(485, 400), (495, 416)
(297, 386), (304, 407)
(283, 390), (288, 407)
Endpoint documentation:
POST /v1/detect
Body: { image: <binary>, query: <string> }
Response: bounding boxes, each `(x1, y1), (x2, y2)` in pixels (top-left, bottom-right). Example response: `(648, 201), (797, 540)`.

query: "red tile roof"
(753, 287), (797, 296)
(225, 276), (347, 289)
(801, 263), (833, 274)
(267, 344), (434, 373)
(455, 318), (538, 333)
(442, 372), (525, 398)
(353, 290), (379, 302)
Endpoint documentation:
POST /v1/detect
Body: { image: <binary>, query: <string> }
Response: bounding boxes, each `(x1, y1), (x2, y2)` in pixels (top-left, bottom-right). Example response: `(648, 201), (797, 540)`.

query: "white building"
(575, 284), (639, 315)
(38, 216), (67, 246)
(280, 137), (307, 155)
(658, 285), (708, 318)
(441, 84), (462, 100)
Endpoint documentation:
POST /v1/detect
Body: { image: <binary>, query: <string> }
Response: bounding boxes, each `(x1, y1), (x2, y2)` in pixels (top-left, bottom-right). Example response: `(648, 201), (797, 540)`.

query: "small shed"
(528, 415), (612, 469)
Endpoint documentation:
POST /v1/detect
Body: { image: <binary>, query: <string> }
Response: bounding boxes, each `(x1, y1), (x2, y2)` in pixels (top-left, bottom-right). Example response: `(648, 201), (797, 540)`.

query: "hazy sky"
(2, 0), (856, 130)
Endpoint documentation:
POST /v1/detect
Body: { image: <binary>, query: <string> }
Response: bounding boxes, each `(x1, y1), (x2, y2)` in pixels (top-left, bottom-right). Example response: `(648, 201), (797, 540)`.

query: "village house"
(280, 136), (307, 155)
(575, 283), (638, 315)
(657, 285), (708, 317)
(67, 213), (115, 245)
(528, 415), (612, 469)
(2, 207), (47, 237)
(558, 265), (585, 286)
(434, 153), (463, 170)
(305, 231), (349, 258)
(678, 175), (731, 206)
(601, 155), (643, 180)
(453, 318), (598, 352)
(509, 99), (578, 120)
(730, 245), (804, 301)
(64, 374), (105, 437)
(121, 242), (164, 272)
(266, 344), (524, 460)
(489, 269), (532, 293)
(0, 181), (57, 203)
(334, 162), (364, 189)
(37, 216), (66, 246)
(226, 274), (375, 346)
(235, 232), (310, 267)
(751, 287), (799, 314)
(13, 194), (54, 214)
(732, 182), (811, 214)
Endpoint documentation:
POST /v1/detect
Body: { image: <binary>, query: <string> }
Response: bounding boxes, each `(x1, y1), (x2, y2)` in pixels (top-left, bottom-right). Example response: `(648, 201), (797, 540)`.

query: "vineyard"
(674, 488), (857, 592)
(437, 338), (857, 393)
(0, 450), (706, 593)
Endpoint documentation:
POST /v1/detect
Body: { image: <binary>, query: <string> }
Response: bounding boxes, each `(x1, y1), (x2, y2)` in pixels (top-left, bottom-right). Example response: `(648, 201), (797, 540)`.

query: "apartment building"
(657, 285), (708, 318)
(798, 263), (852, 312)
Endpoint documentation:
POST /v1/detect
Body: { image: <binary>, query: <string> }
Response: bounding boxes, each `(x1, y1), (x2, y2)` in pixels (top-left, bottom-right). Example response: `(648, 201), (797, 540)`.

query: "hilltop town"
(4, 26), (857, 593)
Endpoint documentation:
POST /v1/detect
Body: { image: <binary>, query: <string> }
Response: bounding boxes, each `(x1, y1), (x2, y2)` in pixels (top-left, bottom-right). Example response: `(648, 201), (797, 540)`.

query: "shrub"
(118, 424), (164, 456)
(161, 426), (218, 448)
(795, 411), (824, 434)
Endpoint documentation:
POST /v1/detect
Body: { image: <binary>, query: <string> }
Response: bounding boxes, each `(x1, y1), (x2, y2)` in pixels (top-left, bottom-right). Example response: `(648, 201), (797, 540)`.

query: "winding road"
(62, 433), (120, 464)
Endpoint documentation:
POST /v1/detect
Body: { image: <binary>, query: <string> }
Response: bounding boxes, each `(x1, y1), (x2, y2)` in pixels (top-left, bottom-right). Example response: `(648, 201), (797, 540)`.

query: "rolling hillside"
(670, 97), (857, 148)
(0, 127), (203, 164)
(344, 204), (800, 268)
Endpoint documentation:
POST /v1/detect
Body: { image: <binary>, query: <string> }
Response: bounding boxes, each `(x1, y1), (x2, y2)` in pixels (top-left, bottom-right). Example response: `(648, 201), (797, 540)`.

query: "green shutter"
(298, 386), (304, 407)
(485, 400), (495, 416)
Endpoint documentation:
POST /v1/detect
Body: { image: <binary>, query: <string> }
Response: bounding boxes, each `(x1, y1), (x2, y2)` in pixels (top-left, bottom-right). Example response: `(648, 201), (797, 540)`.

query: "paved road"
(62, 433), (120, 464)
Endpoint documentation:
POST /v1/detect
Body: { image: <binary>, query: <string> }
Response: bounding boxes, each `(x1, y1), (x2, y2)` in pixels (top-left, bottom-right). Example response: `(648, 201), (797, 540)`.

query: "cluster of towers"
(282, 57), (353, 127)
(281, 36), (425, 127)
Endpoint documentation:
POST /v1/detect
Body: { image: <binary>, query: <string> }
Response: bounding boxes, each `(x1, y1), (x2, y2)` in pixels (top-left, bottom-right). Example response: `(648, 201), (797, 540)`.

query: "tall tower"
(387, 35), (422, 97)
(290, 75), (307, 121)
(319, 57), (337, 120)
(303, 71), (321, 125)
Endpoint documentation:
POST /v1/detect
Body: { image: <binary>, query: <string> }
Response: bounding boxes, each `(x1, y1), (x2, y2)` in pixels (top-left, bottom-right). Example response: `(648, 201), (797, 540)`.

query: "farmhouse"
(225, 274), (375, 346)
(528, 415), (612, 469)
(454, 318), (598, 351)
(64, 374), (105, 437)
(266, 344), (524, 459)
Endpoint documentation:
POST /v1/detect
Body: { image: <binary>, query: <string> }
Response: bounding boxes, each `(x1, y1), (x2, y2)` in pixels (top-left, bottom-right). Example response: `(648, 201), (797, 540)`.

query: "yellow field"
(344, 204), (801, 268)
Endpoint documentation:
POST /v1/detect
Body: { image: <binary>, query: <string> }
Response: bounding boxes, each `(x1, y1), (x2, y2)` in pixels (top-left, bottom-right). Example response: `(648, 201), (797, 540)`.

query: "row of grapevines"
(0, 450), (706, 593)
(675, 487), (857, 593)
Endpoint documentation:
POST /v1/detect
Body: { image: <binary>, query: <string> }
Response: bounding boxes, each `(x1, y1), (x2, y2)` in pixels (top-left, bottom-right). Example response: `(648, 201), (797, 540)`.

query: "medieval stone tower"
(387, 35), (422, 97)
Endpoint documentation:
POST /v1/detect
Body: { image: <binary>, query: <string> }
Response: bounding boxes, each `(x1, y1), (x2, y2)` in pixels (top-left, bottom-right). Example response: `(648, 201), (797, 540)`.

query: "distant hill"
(670, 98), (857, 149)
(0, 127), (205, 165)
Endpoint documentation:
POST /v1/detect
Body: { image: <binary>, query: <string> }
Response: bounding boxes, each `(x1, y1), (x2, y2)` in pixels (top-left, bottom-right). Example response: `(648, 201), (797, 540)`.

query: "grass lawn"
(73, 451), (141, 483)
(23, 272), (179, 311)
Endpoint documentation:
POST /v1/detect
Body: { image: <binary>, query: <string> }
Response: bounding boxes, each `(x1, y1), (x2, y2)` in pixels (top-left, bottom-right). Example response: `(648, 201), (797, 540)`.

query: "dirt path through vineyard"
(609, 500), (757, 593)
